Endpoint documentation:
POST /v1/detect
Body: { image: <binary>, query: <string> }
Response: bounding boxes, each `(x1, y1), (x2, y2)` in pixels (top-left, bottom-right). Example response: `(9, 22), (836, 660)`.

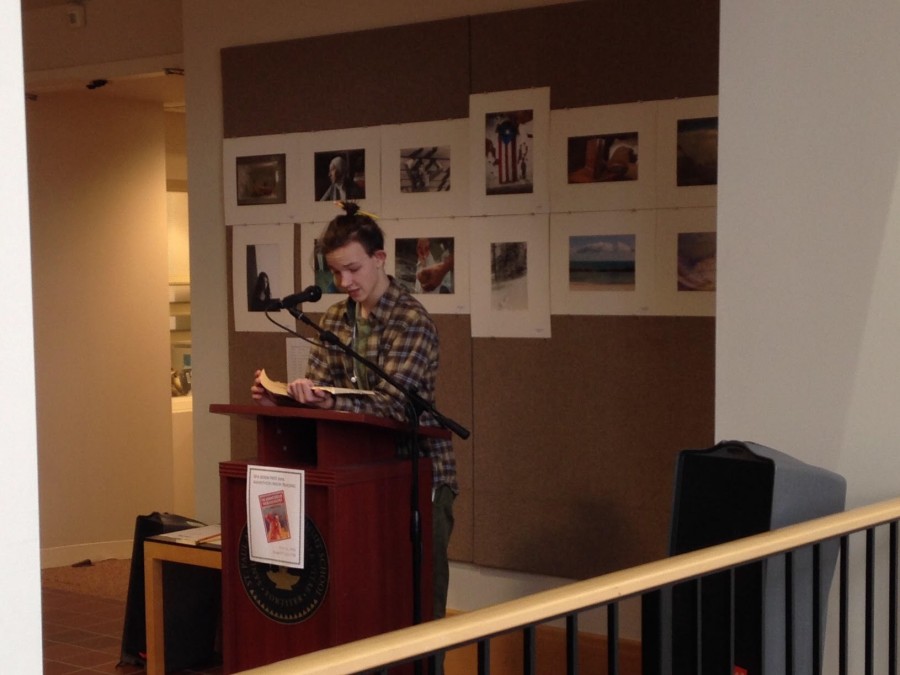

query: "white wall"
(718, 1), (900, 671)
(718, 2), (900, 510)
(27, 91), (175, 564)
(0, 2), (43, 671)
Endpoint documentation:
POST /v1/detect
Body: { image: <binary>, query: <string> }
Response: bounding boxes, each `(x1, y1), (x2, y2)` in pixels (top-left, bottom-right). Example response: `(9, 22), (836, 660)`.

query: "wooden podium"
(211, 403), (440, 673)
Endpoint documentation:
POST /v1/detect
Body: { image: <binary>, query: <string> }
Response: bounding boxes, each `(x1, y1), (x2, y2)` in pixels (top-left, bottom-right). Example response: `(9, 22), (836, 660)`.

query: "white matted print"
(381, 218), (470, 314)
(550, 211), (656, 315)
(232, 223), (296, 332)
(295, 128), (381, 223)
(550, 101), (658, 212)
(470, 214), (551, 338)
(224, 135), (301, 225)
(298, 221), (340, 309)
(469, 88), (550, 216)
(656, 96), (718, 208)
(380, 120), (469, 219)
(654, 207), (716, 316)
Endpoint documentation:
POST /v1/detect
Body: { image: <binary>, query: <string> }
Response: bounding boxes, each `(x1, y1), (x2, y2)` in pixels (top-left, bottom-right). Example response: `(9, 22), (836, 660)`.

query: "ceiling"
(20, 1), (186, 110)
(26, 70), (186, 110)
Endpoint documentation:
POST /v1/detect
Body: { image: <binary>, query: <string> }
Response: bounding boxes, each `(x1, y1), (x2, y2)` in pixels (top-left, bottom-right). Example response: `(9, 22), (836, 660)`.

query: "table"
(143, 538), (222, 675)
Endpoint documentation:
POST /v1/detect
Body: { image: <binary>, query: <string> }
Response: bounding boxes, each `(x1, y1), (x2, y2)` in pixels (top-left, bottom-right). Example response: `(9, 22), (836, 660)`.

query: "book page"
(314, 385), (375, 396)
(258, 368), (289, 397)
(259, 368), (374, 397)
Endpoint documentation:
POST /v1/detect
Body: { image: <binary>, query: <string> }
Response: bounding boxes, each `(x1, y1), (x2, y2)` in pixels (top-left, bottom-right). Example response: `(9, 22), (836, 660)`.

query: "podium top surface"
(209, 403), (451, 439)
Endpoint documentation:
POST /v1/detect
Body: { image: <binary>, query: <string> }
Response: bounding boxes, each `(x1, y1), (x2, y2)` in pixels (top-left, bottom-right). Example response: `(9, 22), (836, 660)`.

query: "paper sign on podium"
(246, 465), (305, 567)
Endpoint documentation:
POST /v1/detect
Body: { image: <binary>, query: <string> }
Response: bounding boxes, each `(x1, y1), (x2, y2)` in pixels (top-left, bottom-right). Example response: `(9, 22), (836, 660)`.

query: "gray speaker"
(642, 441), (846, 675)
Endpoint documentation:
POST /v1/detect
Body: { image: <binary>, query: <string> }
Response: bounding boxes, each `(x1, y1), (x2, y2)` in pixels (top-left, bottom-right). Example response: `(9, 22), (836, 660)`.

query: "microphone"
(269, 285), (323, 310)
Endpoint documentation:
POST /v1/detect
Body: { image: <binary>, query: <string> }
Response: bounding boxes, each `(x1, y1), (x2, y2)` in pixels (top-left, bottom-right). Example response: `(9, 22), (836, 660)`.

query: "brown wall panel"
(222, 18), (471, 137)
(467, 0), (719, 107)
(431, 315), (475, 562)
(221, 1), (719, 578)
(471, 316), (715, 578)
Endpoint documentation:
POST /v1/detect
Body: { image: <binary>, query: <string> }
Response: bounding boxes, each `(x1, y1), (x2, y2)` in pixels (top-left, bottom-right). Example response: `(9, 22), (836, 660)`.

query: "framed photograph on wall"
(549, 210), (656, 315)
(380, 217), (470, 314)
(223, 134), (301, 225)
(654, 207), (717, 316)
(235, 154), (286, 206)
(468, 88), (550, 216)
(380, 119), (469, 219)
(231, 223), (297, 332)
(656, 96), (718, 208)
(296, 127), (382, 223)
(549, 101), (658, 212)
(469, 214), (551, 338)
(313, 148), (366, 201)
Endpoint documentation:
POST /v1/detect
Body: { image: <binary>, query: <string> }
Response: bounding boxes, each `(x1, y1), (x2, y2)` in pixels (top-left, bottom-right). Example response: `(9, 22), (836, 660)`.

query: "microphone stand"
(288, 306), (469, 636)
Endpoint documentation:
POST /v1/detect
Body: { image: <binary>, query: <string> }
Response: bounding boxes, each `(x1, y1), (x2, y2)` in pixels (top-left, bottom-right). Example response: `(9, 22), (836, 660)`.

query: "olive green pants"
(432, 484), (455, 620)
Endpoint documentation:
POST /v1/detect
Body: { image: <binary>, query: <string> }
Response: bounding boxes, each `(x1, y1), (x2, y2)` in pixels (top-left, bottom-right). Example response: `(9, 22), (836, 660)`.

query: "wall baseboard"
(41, 540), (133, 569)
(444, 610), (641, 675)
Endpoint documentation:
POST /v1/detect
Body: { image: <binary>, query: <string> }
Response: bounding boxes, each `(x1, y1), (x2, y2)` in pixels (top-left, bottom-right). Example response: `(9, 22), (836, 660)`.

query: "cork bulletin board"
(223, 0), (719, 579)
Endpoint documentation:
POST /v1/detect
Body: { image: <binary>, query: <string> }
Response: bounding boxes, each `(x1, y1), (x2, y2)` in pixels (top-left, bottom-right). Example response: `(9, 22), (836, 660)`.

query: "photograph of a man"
(316, 150), (365, 201)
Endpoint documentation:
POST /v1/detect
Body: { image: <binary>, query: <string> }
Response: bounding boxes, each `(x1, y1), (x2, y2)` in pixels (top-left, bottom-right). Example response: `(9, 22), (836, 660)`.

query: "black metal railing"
(238, 497), (900, 675)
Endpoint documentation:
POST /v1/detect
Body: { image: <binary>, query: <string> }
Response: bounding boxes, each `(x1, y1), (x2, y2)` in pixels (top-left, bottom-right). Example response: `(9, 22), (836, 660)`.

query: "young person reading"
(250, 202), (457, 628)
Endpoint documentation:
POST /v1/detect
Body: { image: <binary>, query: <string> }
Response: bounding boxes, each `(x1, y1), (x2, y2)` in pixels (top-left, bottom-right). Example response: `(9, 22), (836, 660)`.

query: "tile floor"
(41, 585), (222, 675)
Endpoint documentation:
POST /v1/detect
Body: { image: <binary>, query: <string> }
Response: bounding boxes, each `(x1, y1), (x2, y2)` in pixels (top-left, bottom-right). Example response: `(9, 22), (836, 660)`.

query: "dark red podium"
(211, 403), (441, 673)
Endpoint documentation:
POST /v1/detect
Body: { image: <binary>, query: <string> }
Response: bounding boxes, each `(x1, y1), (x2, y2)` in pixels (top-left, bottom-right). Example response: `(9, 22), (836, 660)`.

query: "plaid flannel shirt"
(305, 277), (458, 493)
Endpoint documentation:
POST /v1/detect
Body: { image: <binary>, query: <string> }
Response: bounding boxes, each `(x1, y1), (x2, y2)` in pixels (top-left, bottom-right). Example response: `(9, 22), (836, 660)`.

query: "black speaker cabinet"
(642, 441), (846, 675)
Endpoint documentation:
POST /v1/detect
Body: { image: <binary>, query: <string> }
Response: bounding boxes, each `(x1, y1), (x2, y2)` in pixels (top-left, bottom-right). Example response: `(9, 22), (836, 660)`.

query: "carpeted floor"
(41, 557), (223, 674)
(41, 558), (132, 601)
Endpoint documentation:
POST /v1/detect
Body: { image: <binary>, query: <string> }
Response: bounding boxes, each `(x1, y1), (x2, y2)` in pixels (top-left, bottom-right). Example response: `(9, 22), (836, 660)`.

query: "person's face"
(329, 160), (343, 183)
(326, 240), (387, 309)
(416, 238), (431, 260)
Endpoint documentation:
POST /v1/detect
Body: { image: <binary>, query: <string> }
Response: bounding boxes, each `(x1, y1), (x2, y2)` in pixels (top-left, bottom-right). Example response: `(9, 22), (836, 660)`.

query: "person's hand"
(286, 378), (336, 410)
(417, 255), (453, 292)
(251, 369), (277, 406)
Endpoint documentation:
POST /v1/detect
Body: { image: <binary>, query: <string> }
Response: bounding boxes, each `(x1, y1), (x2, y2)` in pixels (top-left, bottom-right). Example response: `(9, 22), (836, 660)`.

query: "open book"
(258, 368), (374, 399)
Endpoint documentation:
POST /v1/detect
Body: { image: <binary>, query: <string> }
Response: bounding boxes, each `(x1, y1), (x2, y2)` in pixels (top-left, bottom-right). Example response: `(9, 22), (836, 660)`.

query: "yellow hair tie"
(334, 200), (379, 220)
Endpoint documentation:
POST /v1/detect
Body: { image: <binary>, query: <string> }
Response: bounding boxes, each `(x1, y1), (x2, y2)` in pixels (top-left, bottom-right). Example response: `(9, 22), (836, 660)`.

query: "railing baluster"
(696, 578), (703, 673)
(477, 638), (490, 675)
(566, 613), (578, 675)
(728, 568), (735, 675)
(812, 543), (822, 674)
(840, 535), (849, 675)
(867, 528), (875, 675)
(230, 501), (900, 675)
(891, 522), (898, 675)
(786, 551), (794, 675)
(607, 603), (619, 675)
(523, 625), (535, 675)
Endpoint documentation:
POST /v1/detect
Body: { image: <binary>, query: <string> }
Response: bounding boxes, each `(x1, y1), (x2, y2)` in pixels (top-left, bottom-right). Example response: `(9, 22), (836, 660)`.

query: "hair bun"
(338, 200), (360, 217)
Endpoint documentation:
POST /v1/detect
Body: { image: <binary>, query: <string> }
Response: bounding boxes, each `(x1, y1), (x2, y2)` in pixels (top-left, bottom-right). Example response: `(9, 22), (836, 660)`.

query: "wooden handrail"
(239, 496), (900, 674)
